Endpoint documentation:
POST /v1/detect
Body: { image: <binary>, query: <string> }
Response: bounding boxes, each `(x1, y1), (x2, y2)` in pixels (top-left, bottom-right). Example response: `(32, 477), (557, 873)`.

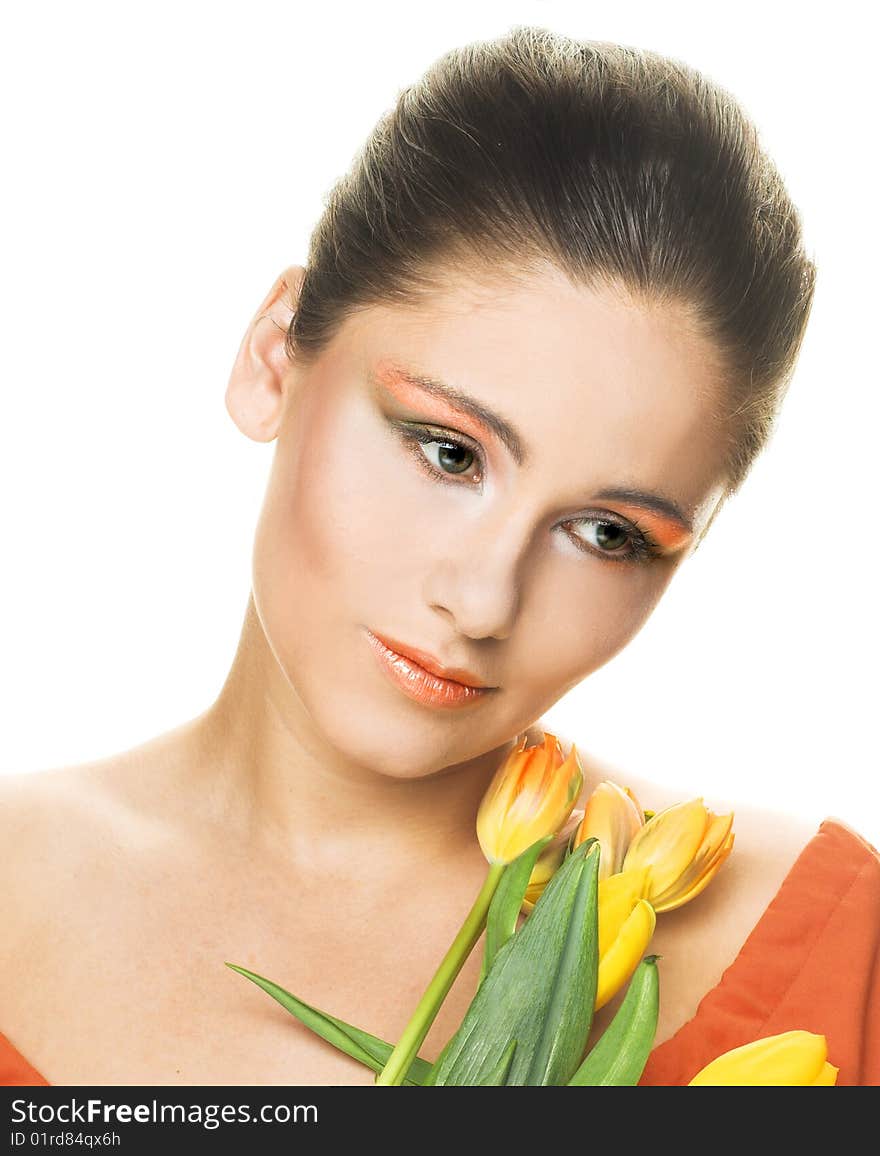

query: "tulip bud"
(476, 731), (583, 866)
(573, 780), (645, 880)
(688, 1030), (839, 1085)
(621, 797), (734, 912)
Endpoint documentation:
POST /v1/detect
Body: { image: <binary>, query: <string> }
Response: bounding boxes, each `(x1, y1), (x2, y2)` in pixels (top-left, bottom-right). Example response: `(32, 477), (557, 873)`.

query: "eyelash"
(392, 421), (663, 566)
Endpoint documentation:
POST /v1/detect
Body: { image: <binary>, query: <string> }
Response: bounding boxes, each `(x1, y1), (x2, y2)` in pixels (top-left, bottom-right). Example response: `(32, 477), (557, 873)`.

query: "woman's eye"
(395, 423), (484, 484)
(421, 438), (475, 476)
(563, 517), (660, 565)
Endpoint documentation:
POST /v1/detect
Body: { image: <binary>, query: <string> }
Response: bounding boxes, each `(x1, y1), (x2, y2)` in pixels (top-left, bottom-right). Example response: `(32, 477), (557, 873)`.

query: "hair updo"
(283, 24), (816, 502)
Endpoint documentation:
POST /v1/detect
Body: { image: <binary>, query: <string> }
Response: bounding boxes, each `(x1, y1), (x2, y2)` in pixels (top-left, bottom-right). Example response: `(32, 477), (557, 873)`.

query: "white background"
(1, 2), (877, 844)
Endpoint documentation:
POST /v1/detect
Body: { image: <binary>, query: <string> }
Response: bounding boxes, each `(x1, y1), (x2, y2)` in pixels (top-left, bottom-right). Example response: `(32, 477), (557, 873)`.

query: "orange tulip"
(573, 780), (645, 880)
(621, 797), (734, 913)
(476, 731), (583, 866)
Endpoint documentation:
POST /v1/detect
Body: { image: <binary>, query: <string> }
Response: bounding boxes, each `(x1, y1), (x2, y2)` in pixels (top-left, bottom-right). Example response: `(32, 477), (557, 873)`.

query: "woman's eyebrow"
(370, 362), (693, 533)
(371, 362), (527, 466)
(593, 487), (694, 534)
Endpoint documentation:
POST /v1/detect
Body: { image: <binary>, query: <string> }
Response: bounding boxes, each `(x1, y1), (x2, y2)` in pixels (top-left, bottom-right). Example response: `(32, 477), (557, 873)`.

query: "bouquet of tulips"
(227, 731), (838, 1086)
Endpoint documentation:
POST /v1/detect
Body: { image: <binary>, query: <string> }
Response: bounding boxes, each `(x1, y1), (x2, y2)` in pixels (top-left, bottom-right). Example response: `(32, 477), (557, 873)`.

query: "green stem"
(375, 860), (507, 1086)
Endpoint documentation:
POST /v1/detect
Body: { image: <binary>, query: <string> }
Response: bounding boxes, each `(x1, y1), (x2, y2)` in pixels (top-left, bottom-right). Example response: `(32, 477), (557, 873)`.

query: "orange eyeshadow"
(373, 364), (490, 445)
(609, 503), (693, 552)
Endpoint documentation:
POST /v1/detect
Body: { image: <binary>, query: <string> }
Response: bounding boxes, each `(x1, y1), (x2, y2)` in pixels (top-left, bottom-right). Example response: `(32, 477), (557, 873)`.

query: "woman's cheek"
(516, 563), (662, 701)
(313, 440), (441, 580)
(267, 401), (448, 611)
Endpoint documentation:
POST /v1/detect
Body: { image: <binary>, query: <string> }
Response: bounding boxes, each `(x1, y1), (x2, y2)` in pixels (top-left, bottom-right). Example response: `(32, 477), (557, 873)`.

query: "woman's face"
(249, 262), (729, 778)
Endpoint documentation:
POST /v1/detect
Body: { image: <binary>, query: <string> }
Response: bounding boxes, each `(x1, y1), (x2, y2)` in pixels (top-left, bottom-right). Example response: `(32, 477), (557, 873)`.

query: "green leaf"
(225, 963), (432, 1086)
(567, 955), (660, 1085)
(524, 837), (598, 1086)
(476, 1039), (518, 1085)
(430, 838), (601, 1086)
(419, 1036), (451, 1086)
(480, 835), (553, 983)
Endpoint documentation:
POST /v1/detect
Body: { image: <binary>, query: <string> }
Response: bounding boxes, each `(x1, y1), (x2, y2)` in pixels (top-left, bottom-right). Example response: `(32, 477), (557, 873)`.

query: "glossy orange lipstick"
(366, 629), (494, 708)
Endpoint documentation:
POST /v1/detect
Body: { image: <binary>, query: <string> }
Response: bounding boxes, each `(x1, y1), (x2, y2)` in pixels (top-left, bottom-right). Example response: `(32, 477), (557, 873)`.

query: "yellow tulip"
(573, 780), (646, 880)
(594, 868), (655, 1009)
(621, 797), (734, 912)
(523, 864), (655, 1009)
(476, 731), (583, 866)
(595, 868), (651, 957)
(688, 1031), (839, 1085)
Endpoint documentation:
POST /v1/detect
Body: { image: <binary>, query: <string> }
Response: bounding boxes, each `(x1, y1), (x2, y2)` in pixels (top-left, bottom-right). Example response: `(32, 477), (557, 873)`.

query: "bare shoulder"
(0, 762), (103, 860)
(0, 759), (128, 912)
(0, 719), (203, 923)
(0, 741), (156, 847)
(0, 764), (108, 986)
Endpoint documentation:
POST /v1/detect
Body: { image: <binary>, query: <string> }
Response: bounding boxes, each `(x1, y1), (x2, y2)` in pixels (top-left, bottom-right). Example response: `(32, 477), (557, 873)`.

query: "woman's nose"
(421, 502), (534, 642)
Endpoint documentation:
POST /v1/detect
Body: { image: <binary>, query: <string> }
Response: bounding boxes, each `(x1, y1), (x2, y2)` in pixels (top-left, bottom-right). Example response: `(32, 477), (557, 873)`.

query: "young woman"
(2, 26), (877, 1087)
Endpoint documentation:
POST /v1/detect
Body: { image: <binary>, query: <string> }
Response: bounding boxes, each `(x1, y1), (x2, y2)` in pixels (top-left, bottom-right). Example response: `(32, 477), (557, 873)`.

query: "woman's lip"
(368, 630), (493, 688)
(366, 630), (495, 708)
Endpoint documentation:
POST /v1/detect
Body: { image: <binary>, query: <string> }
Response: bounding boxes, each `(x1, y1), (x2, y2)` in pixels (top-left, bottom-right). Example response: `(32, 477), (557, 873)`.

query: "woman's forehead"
(351, 262), (724, 389)
(351, 269), (727, 441)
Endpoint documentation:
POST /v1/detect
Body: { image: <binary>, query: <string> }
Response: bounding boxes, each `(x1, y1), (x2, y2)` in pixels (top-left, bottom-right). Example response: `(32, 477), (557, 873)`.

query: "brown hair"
(284, 25), (816, 502)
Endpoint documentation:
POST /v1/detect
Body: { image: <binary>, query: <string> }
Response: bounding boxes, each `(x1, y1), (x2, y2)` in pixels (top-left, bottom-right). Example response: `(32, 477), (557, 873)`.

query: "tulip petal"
(687, 1030), (831, 1086)
(510, 754), (582, 863)
(623, 785), (647, 823)
(622, 799), (711, 898)
(813, 1061), (839, 1086)
(595, 899), (656, 1010)
(651, 826), (735, 912)
(476, 736), (528, 861)
(575, 780), (645, 880)
(521, 887), (541, 913)
(528, 841), (568, 890)
(597, 868), (651, 957)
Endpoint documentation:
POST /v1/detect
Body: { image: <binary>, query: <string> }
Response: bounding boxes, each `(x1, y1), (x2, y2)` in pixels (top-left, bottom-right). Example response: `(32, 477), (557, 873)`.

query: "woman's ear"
(225, 265), (306, 442)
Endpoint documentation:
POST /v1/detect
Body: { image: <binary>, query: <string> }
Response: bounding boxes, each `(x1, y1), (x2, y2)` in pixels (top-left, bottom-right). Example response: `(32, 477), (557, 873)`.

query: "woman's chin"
(333, 720), (469, 780)
(302, 691), (502, 782)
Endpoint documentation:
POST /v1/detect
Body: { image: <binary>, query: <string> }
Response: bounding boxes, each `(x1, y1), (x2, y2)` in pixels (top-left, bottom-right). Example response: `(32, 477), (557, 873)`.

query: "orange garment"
(640, 819), (880, 1085)
(1, 818), (878, 1087)
(0, 1032), (48, 1086)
